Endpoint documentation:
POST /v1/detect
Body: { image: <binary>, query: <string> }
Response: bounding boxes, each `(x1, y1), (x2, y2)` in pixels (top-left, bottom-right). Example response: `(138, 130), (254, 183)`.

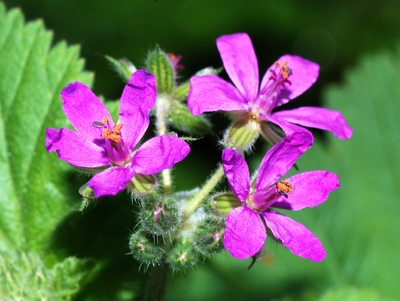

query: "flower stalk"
(182, 164), (225, 221)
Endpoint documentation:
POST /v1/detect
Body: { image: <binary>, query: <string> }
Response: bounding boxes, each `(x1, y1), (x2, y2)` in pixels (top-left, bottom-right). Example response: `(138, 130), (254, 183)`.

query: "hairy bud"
(192, 218), (225, 256)
(139, 197), (181, 236)
(129, 231), (164, 268)
(166, 240), (199, 273)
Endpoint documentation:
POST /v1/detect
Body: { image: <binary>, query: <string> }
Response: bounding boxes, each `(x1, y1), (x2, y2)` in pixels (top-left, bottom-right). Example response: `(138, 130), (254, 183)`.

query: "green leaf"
(318, 287), (394, 301)
(0, 3), (93, 254)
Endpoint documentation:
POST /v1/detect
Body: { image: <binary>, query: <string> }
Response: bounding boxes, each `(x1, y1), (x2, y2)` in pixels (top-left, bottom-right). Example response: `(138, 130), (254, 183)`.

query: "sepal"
(211, 192), (242, 216)
(225, 118), (259, 153)
(105, 55), (136, 82)
(127, 173), (157, 196)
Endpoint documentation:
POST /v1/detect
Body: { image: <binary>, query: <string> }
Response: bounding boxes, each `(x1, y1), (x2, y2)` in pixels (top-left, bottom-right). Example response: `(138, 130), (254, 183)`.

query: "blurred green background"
(1, 0), (400, 300)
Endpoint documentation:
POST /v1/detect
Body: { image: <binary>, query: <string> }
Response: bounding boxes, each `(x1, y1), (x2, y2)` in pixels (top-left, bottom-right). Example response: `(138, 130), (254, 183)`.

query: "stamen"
(275, 180), (293, 198)
(280, 61), (292, 79)
(94, 116), (124, 143)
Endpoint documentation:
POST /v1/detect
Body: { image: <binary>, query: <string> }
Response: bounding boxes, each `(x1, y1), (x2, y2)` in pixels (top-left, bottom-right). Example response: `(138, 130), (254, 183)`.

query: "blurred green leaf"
(0, 3), (93, 298)
(0, 3), (93, 253)
(0, 250), (93, 300)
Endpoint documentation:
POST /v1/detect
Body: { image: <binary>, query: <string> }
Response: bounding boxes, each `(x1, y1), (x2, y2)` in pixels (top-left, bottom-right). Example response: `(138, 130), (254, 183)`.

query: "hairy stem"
(182, 164), (225, 221)
(137, 264), (170, 301)
(155, 94), (172, 194)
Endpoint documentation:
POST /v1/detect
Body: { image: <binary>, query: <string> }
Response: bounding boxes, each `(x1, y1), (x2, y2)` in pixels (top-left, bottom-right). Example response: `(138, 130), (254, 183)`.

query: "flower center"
(92, 116), (131, 167)
(250, 60), (292, 119)
(248, 179), (293, 212)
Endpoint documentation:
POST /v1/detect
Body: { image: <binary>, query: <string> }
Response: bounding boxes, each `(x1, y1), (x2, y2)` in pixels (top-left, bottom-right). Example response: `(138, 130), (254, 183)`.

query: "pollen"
(275, 180), (293, 198)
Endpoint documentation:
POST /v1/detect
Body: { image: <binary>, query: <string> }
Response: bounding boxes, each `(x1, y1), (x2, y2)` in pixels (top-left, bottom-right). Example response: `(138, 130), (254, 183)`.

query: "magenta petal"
(217, 33), (259, 101)
(272, 107), (353, 139)
(224, 206), (266, 259)
(263, 210), (326, 261)
(61, 82), (112, 141)
(222, 148), (251, 202)
(88, 167), (135, 197)
(273, 171), (340, 211)
(119, 70), (156, 149)
(188, 75), (248, 116)
(132, 135), (190, 174)
(261, 55), (319, 107)
(255, 131), (313, 190)
(45, 128), (109, 168)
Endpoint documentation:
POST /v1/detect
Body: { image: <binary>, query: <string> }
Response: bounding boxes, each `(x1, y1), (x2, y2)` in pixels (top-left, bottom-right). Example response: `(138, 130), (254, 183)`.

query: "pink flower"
(46, 70), (190, 197)
(188, 33), (352, 143)
(222, 132), (339, 261)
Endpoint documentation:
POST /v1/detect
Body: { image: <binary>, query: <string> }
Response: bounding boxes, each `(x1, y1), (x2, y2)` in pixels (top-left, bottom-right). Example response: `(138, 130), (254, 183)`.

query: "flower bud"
(166, 240), (199, 273)
(129, 231), (164, 267)
(139, 197), (181, 236)
(225, 118), (259, 153)
(211, 192), (242, 216)
(192, 218), (225, 256)
(146, 47), (175, 94)
(127, 173), (157, 196)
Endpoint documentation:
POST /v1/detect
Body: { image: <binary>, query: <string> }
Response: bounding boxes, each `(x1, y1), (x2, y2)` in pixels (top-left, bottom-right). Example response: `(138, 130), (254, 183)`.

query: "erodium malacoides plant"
(46, 32), (352, 298)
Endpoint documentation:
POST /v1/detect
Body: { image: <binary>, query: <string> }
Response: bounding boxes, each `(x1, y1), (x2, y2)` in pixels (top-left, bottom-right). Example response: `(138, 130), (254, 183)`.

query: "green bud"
(225, 118), (259, 153)
(105, 55), (136, 82)
(166, 240), (199, 272)
(129, 231), (164, 267)
(139, 197), (181, 236)
(168, 100), (212, 135)
(127, 173), (157, 196)
(146, 47), (175, 94)
(192, 219), (225, 256)
(211, 192), (241, 216)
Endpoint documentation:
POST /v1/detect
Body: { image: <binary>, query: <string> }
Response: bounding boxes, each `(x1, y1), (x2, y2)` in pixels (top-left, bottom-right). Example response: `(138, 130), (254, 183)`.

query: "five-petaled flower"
(221, 131), (339, 261)
(46, 69), (190, 197)
(188, 32), (352, 145)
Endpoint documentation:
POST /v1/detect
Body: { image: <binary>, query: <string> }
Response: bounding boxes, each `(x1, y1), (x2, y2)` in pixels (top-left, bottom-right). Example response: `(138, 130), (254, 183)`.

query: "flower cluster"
(45, 32), (352, 269)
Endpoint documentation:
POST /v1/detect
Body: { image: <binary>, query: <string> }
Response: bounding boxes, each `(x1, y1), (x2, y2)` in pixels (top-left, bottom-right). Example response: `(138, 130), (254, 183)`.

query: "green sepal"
(105, 55), (136, 82)
(166, 240), (199, 273)
(168, 100), (212, 135)
(173, 81), (190, 101)
(146, 47), (175, 94)
(128, 173), (157, 196)
(225, 118), (259, 152)
(192, 218), (225, 256)
(129, 231), (164, 267)
(211, 192), (242, 216)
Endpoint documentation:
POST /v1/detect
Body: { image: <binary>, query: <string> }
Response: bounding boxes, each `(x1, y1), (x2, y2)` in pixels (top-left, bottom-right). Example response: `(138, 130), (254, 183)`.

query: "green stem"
(155, 94), (172, 194)
(138, 263), (170, 301)
(182, 164), (225, 221)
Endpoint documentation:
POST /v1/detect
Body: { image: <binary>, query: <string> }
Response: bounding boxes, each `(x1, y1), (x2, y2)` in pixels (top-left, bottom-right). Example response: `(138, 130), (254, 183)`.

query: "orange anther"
(275, 180), (293, 198)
